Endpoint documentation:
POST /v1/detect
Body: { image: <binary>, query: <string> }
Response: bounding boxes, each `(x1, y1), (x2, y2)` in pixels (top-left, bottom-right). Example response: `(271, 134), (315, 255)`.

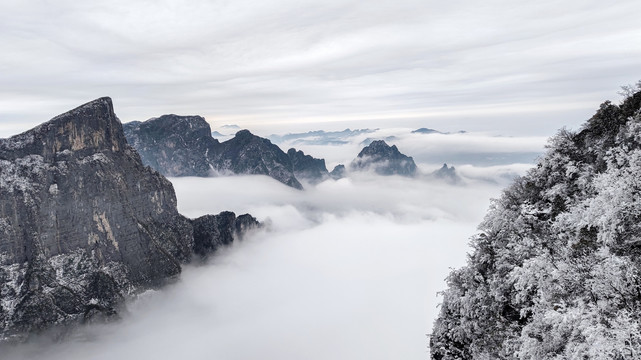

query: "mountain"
(431, 85), (641, 359)
(124, 118), (303, 189)
(287, 148), (329, 184)
(329, 164), (346, 180)
(123, 115), (219, 177)
(432, 163), (461, 184)
(0, 98), (258, 342)
(211, 130), (303, 189)
(360, 136), (398, 146)
(411, 128), (441, 134)
(350, 140), (417, 176)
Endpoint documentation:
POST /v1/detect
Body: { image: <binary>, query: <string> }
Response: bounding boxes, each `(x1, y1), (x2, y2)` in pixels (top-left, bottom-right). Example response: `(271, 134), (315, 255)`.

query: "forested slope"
(431, 84), (641, 359)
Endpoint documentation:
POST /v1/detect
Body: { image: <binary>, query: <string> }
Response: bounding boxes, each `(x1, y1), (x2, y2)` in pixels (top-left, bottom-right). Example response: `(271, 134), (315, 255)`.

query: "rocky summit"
(432, 163), (460, 184)
(123, 114), (220, 177)
(124, 118), (303, 189)
(329, 164), (346, 180)
(210, 130), (303, 189)
(287, 148), (329, 184)
(0, 98), (258, 342)
(350, 140), (417, 176)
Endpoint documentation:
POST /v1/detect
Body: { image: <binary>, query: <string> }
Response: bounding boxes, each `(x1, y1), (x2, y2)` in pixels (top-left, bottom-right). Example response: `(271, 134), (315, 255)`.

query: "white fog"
(3, 131), (539, 359)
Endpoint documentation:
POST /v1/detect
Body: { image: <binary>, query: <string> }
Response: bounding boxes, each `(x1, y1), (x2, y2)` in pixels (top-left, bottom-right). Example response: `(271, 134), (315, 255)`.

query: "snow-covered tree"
(431, 83), (641, 359)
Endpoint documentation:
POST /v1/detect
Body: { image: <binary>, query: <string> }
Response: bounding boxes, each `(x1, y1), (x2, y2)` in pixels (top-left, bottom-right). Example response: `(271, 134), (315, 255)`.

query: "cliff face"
(350, 140), (417, 176)
(122, 115), (220, 177)
(210, 130), (303, 189)
(124, 118), (304, 189)
(287, 148), (329, 184)
(0, 98), (258, 342)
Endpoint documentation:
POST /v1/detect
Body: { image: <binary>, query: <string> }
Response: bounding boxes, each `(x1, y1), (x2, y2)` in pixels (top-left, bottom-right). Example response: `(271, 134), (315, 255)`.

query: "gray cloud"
(1, 0), (640, 137)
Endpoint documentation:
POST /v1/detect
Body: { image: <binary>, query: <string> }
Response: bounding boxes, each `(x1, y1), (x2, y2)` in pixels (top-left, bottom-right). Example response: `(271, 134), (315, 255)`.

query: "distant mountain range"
(125, 118), (461, 187)
(268, 128), (376, 146)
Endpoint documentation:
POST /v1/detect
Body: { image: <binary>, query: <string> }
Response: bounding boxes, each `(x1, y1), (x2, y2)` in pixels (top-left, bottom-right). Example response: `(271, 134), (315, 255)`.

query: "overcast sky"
(1, 0), (640, 137)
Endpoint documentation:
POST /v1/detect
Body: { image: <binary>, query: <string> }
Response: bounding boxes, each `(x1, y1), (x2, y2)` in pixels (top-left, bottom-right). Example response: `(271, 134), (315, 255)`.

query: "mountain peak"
(0, 96), (126, 161)
(234, 129), (255, 139)
(351, 141), (417, 176)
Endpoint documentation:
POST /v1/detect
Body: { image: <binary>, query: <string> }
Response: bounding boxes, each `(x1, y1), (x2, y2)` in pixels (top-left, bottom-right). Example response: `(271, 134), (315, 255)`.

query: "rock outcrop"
(123, 115), (219, 177)
(350, 140), (417, 176)
(124, 118), (303, 189)
(432, 163), (460, 184)
(210, 130), (303, 189)
(0, 98), (258, 342)
(329, 164), (346, 180)
(287, 148), (329, 184)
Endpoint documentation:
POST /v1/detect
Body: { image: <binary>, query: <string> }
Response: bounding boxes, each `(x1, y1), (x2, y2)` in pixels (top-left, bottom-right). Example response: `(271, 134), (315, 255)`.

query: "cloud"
(1, 0), (640, 137)
(269, 127), (547, 169)
(4, 170), (512, 360)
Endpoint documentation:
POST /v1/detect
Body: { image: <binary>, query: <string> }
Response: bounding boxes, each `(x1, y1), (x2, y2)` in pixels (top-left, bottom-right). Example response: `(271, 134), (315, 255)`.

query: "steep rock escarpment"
(0, 98), (258, 342)
(287, 148), (329, 184)
(123, 115), (219, 177)
(431, 85), (641, 359)
(124, 118), (303, 189)
(210, 130), (303, 189)
(350, 140), (417, 176)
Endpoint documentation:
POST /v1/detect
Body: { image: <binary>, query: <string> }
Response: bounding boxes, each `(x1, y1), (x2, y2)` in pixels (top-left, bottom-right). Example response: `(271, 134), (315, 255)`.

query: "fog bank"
(6, 172), (509, 359)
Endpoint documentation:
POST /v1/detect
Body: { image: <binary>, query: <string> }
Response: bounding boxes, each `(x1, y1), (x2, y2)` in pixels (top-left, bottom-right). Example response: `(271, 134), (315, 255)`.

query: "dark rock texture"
(210, 130), (303, 189)
(124, 118), (303, 189)
(123, 115), (219, 177)
(287, 148), (329, 184)
(192, 212), (258, 258)
(350, 140), (417, 176)
(0, 98), (258, 342)
(329, 164), (346, 180)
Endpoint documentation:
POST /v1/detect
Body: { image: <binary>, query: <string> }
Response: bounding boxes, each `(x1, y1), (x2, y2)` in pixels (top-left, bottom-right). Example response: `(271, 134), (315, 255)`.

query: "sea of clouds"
(5, 129), (546, 359)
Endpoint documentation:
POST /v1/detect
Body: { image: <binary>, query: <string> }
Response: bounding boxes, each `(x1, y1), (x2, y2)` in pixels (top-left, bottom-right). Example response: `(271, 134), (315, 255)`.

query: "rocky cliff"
(350, 140), (417, 176)
(0, 98), (258, 342)
(124, 118), (303, 189)
(287, 148), (329, 184)
(123, 115), (219, 177)
(210, 130), (303, 189)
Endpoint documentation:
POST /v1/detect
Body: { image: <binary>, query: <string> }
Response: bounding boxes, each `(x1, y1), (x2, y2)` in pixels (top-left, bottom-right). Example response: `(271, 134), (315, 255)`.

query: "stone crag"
(350, 140), (417, 176)
(0, 98), (258, 342)
(123, 115), (220, 177)
(287, 148), (329, 184)
(124, 118), (304, 189)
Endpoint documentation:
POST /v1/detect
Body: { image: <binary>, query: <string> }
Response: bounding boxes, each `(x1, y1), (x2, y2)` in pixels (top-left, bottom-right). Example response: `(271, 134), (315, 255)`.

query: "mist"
(2, 128), (543, 359)
(4, 168), (515, 359)
(263, 127), (547, 169)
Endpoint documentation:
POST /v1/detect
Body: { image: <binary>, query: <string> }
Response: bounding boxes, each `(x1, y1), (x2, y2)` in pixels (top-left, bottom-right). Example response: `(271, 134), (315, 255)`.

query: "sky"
(1, 0), (640, 137)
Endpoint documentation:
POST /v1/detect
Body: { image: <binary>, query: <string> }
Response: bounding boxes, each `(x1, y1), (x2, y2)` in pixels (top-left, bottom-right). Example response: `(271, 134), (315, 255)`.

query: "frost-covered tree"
(431, 83), (641, 359)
